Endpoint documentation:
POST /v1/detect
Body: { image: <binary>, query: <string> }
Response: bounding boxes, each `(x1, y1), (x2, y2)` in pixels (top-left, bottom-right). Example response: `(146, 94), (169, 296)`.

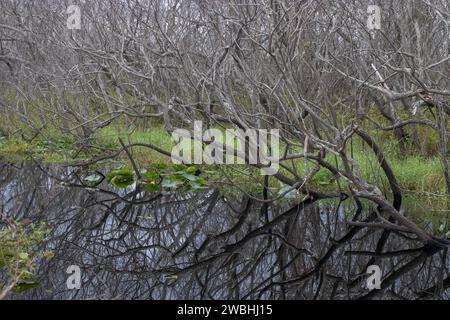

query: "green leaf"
(186, 166), (199, 174)
(107, 169), (135, 188)
(145, 183), (159, 192)
(110, 177), (134, 188)
(142, 172), (160, 180)
(161, 178), (184, 189)
(172, 164), (186, 172)
(14, 281), (40, 293)
(180, 173), (199, 181)
(196, 178), (206, 186)
(152, 163), (168, 170)
(0, 249), (14, 258)
(19, 252), (29, 260)
(140, 171), (161, 192)
(0, 249), (14, 268)
(84, 174), (103, 183)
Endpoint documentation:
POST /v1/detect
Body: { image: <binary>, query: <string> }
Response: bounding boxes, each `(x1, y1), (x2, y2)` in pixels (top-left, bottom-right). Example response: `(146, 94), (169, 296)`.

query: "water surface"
(0, 162), (449, 300)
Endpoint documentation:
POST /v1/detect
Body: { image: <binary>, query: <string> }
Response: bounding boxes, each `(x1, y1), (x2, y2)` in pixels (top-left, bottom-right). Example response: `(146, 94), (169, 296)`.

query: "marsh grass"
(0, 122), (447, 200)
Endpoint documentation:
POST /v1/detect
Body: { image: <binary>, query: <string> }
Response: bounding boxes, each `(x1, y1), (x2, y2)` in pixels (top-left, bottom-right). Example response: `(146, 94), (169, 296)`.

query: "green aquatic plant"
(0, 220), (52, 299)
(103, 164), (207, 193)
(107, 168), (135, 188)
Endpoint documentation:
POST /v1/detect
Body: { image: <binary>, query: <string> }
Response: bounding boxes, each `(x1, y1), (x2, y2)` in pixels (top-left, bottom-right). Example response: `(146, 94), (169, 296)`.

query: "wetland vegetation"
(0, 0), (449, 300)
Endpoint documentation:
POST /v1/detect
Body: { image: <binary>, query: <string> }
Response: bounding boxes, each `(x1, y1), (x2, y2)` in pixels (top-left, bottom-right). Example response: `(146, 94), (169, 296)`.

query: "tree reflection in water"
(0, 163), (449, 300)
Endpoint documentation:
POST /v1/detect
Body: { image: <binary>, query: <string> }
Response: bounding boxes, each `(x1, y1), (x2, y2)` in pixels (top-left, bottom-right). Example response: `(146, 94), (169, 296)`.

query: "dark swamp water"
(0, 162), (449, 300)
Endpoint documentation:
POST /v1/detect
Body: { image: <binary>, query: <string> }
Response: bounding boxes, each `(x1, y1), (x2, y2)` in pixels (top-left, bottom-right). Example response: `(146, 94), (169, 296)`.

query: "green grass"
(94, 125), (174, 165)
(0, 123), (447, 197)
(1, 122), (448, 223)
